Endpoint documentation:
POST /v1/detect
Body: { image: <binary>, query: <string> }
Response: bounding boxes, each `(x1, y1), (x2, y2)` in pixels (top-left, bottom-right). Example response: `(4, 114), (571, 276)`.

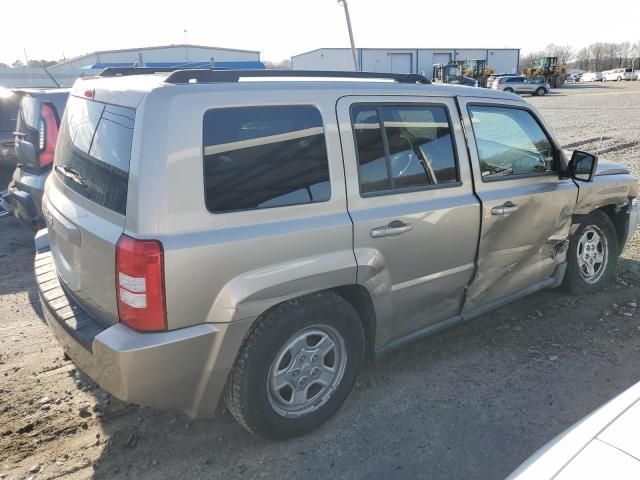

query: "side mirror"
(568, 150), (598, 182)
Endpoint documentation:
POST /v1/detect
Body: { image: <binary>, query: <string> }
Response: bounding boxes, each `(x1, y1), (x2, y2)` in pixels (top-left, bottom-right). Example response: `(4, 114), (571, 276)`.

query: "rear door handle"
(491, 202), (519, 216)
(370, 221), (413, 238)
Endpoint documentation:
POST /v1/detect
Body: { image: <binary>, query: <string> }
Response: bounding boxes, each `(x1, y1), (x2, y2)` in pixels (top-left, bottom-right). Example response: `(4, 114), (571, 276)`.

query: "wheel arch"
(239, 284), (378, 362)
(334, 284), (377, 361)
(573, 204), (628, 253)
(591, 204), (629, 253)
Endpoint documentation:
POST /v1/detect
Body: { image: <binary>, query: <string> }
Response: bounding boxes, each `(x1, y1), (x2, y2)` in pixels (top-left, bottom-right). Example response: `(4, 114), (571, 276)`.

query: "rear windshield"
(17, 95), (39, 131)
(54, 95), (134, 215)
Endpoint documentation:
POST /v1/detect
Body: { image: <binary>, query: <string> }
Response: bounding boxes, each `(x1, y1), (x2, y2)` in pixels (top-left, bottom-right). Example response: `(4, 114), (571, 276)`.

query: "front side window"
(468, 106), (556, 179)
(203, 105), (330, 213)
(351, 104), (458, 195)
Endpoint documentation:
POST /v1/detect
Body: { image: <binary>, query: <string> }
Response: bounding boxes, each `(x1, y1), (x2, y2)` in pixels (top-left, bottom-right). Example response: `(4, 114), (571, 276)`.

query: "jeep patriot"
(35, 69), (640, 439)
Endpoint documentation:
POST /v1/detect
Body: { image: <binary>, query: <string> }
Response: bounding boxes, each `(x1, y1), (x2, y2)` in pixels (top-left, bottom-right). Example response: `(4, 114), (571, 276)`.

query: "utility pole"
(337, 0), (359, 71)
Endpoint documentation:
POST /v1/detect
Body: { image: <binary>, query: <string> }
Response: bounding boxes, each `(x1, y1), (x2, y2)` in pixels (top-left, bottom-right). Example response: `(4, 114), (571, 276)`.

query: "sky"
(1, 0), (639, 65)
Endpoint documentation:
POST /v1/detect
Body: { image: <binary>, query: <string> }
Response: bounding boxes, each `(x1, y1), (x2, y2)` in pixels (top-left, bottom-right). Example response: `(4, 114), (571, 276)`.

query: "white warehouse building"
(291, 48), (520, 78)
(0, 44), (263, 88)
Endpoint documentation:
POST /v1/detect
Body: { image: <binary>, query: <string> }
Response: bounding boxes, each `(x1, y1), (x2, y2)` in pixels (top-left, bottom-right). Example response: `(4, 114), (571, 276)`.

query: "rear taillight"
(115, 234), (166, 331)
(38, 104), (58, 168)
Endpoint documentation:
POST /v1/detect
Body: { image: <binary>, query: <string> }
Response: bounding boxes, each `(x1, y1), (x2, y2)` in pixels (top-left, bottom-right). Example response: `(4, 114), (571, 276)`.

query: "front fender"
(573, 173), (637, 215)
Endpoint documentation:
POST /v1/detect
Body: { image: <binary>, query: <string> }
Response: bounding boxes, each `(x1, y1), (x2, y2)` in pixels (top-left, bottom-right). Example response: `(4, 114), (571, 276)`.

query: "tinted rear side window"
(203, 106), (330, 213)
(0, 94), (19, 132)
(351, 104), (459, 195)
(54, 96), (134, 215)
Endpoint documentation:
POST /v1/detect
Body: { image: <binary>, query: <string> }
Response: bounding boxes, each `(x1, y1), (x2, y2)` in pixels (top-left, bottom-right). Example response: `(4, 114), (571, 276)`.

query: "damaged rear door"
(458, 98), (578, 311)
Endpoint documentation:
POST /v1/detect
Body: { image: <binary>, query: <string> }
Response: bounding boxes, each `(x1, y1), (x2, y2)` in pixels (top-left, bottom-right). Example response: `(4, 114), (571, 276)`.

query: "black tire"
(536, 87), (546, 96)
(563, 211), (618, 295)
(224, 291), (365, 440)
(504, 87), (514, 93)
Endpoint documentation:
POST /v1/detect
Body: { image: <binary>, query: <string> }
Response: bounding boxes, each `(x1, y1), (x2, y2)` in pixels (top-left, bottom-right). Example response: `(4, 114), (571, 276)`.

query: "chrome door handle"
(370, 221), (413, 238)
(491, 202), (519, 216)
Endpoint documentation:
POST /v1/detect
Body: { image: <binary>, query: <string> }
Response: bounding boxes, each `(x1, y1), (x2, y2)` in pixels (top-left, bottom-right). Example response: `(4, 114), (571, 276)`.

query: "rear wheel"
(563, 211), (618, 294)
(225, 291), (365, 440)
(536, 87), (546, 96)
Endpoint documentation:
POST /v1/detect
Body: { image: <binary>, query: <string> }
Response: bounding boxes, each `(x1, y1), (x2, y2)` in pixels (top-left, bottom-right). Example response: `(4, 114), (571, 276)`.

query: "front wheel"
(536, 87), (546, 96)
(563, 211), (618, 294)
(225, 291), (365, 440)
(504, 87), (514, 93)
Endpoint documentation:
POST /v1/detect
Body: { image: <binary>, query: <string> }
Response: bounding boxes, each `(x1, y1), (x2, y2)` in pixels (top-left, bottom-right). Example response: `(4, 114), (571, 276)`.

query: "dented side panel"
(458, 96), (579, 311)
(573, 173), (637, 215)
(464, 177), (577, 310)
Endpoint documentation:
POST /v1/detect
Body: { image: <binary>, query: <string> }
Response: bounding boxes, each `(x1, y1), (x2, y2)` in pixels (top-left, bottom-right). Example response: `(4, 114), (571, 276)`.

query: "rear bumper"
(6, 167), (48, 227)
(35, 243), (252, 418)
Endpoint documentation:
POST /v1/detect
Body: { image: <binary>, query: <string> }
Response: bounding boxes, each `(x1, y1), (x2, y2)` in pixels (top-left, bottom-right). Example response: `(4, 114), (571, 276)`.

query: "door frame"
(455, 95), (578, 313)
(336, 94), (481, 349)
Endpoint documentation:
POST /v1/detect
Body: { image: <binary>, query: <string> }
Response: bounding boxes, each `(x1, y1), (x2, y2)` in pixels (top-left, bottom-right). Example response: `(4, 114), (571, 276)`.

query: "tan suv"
(36, 69), (639, 440)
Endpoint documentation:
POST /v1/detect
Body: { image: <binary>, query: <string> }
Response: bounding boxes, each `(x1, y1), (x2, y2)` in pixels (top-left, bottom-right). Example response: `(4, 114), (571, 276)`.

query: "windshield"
(446, 65), (461, 77)
(54, 95), (135, 215)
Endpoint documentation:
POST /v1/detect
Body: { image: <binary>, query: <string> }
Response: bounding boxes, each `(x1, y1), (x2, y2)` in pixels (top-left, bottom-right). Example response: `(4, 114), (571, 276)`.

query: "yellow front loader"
(523, 56), (567, 88)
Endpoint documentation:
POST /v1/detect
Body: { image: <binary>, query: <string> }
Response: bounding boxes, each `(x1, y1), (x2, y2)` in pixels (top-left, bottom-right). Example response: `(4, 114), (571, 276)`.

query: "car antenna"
(43, 67), (61, 88)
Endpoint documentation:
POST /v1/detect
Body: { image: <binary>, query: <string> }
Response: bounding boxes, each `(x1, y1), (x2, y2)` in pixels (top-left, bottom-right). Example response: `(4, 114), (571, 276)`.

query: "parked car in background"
(460, 76), (479, 87)
(0, 88), (69, 229)
(603, 68), (634, 82)
(508, 380), (640, 479)
(0, 87), (20, 169)
(490, 75), (551, 96)
(567, 73), (582, 82)
(36, 69), (638, 441)
(486, 73), (519, 89)
(581, 72), (603, 82)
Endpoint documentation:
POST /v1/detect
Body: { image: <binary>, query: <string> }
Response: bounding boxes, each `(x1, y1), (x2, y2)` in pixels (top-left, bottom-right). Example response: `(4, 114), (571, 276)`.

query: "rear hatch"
(45, 94), (135, 326)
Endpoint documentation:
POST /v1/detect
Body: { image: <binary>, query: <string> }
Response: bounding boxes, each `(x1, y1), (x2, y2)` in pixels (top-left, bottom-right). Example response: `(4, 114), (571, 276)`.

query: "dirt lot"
(2, 81), (640, 480)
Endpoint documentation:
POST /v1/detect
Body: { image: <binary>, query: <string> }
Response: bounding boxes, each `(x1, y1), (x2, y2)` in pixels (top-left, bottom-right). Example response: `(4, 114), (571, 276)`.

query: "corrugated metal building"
(51, 44), (261, 70)
(0, 44), (262, 88)
(291, 48), (520, 78)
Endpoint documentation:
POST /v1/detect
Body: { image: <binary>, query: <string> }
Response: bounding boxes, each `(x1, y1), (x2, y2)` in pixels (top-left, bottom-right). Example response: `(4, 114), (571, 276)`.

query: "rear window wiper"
(55, 165), (87, 188)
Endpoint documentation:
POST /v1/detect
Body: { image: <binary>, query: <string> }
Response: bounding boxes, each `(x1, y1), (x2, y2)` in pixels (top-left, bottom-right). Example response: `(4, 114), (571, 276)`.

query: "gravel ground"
(1, 81), (640, 480)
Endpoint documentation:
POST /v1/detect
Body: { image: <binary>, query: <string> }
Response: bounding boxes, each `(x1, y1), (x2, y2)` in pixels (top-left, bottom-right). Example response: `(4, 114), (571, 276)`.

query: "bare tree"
(544, 43), (574, 65)
(520, 50), (545, 70)
(616, 41), (632, 67)
(589, 43), (606, 71)
(632, 41), (640, 69)
(574, 47), (590, 70)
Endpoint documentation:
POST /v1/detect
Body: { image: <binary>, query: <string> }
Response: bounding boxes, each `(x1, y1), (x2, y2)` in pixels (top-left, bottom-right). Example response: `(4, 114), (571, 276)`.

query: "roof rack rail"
(163, 69), (430, 85)
(98, 66), (227, 77)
